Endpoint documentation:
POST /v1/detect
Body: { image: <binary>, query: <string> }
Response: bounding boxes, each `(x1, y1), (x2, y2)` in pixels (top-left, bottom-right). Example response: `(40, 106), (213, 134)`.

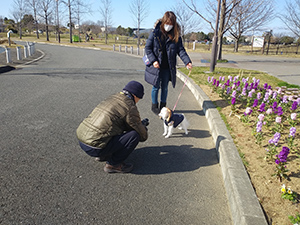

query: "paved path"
(0, 43), (232, 224)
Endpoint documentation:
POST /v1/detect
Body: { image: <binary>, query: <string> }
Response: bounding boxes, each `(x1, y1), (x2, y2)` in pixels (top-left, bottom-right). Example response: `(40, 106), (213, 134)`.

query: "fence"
(188, 41), (300, 55)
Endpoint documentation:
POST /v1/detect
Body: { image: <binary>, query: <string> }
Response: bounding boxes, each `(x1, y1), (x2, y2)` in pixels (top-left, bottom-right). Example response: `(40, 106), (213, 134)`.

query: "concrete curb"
(176, 70), (268, 225)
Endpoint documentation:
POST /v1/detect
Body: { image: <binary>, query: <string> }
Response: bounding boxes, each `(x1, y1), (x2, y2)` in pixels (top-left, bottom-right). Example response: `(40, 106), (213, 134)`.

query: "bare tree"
(26, 0), (40, 39)
(38, 0), (54, 41)
(73, 0), (92, 41)
(11, 0), (27, 39)
(129, 0), (149, 47)
(207, 0), (241, 59)
(228, 0), (274, 52)
(280, 0), (300, 39)
(171, 0), (200, 45)
(99, 0), (113, 44)
(182, 0), (241, 61)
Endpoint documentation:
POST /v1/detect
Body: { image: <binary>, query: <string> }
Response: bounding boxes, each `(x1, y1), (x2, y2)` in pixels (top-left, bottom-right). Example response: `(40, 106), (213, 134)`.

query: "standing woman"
(144, 11), (192, 114)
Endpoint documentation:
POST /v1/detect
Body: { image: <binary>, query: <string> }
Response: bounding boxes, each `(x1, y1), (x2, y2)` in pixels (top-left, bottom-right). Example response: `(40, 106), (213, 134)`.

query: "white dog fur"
(158, 107), (189, 138)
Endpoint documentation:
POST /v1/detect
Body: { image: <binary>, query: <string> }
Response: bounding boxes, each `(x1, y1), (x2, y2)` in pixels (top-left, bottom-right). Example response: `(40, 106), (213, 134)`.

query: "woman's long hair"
(160, 11), (180, 43)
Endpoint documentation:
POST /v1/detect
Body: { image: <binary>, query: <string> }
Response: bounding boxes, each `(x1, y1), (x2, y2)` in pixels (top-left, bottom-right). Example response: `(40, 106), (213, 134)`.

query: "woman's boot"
(160, 102), (166, 110)
(151, 103), (160, 115)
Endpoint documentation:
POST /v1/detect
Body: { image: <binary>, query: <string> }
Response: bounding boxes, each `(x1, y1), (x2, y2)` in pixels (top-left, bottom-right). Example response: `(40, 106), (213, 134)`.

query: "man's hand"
(141, 118), (149, 126)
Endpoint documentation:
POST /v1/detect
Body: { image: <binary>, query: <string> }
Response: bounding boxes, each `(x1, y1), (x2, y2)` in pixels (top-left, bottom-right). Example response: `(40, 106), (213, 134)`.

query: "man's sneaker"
(104, 162), (133, 173)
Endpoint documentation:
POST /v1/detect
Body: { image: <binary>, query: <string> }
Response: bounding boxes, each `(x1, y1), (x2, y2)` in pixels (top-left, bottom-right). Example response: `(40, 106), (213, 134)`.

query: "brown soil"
(200, 84), (300, 225)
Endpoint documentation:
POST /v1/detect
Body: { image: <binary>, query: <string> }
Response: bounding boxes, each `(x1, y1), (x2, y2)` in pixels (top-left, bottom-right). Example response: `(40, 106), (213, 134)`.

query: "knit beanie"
(123, 81), (144, 99)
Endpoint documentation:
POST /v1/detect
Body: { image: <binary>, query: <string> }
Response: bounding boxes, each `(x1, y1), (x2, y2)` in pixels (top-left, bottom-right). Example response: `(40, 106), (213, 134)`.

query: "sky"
(0, 0), (292, 36)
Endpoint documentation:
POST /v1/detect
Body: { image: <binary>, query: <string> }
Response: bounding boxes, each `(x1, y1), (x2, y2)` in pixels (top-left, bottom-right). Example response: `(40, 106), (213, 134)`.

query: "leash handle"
(172, 69), (192, 111)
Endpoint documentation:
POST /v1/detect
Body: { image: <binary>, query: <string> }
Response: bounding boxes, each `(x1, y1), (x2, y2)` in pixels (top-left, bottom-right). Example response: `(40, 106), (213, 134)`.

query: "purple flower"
(258, 103), (266, 112)
(264, 83), (268, 89)
(257, 92), (262, 100)
(253, 99), (258, 107)
(291, 101), (298, 110)
(256, 121), (263, 132)
(297, 98), (300, 104)
(207, 76), (211, 83)
(273, 92), (278, 99)
(244, 83), (249, 89)
(231, 98), (236, 105)
(266, 108), (273, 115)
(276, 146), (290, 163)
(237, 81), (241, 87)
(269, 132), (281, 145)
(282, 95), (288, 103)
(275, 117), (282, 123)
(264, 92), (270, 102)
(277, 107), (283, 116)
(213, 79), (216, 85)
(291, 113), (297, 120)
(216, 80), (220, 87)
(241, 87), (247, 96)
(244, 107), (253, 116)
(258, 114), (265, 121)
(272, 101), (278, 110)
(232, 90), (237, 98)
(289, 127), (296, 137)
(226, 87), (231, 95)
(225, 80), (230, 86)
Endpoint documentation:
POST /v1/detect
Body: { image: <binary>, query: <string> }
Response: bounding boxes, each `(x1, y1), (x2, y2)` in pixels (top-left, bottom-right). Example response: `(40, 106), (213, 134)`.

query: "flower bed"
(205, 73), (300, 224)
(181, 66), (300, 225)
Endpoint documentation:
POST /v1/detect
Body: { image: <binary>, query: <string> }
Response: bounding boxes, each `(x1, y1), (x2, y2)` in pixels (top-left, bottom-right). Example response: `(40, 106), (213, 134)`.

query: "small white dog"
(158, 107), (189, 138)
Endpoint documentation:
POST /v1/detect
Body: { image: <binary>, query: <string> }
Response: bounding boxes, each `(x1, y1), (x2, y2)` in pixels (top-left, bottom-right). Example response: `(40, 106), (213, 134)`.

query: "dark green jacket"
(76, 92), (148, 149)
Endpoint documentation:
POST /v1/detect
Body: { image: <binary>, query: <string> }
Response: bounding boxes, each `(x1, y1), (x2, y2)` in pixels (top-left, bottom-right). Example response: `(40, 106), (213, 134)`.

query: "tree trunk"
(68, 0), (72, 43)
(217, 0), (226, 60)
(46, 15), (49, 41)
(234, 39), (239, 52)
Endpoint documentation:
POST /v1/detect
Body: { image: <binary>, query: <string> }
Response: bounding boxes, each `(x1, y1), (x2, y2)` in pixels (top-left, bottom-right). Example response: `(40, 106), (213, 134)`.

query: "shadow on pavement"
(130, 145), (218, 175)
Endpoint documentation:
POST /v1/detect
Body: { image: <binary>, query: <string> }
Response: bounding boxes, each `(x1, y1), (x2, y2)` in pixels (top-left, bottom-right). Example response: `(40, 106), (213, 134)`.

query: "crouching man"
(76, 81), (148, 173)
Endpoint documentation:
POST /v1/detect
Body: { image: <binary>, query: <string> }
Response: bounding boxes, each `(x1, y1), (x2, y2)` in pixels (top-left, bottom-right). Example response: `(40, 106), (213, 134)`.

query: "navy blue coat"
(144, 20), (191, 88)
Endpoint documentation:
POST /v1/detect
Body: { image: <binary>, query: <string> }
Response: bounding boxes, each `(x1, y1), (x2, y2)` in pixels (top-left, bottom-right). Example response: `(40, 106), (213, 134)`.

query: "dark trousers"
(79, 130), (140, 165)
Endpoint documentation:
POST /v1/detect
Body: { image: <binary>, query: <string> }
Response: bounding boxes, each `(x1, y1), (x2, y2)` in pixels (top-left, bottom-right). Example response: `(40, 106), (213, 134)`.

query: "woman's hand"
(186, 63), (192, 70)
(153, 61), (160, 68)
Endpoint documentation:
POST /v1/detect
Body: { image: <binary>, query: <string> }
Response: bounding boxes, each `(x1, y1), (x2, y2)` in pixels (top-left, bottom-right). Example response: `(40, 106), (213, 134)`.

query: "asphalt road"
(0, 43), (232, 224)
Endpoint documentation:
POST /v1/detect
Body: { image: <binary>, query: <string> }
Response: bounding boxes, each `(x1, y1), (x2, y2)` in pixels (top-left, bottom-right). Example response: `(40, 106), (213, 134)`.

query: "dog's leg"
(165, 126), (173, 138)
(182, 118), (189, 135)
(163, 123), (168, 136)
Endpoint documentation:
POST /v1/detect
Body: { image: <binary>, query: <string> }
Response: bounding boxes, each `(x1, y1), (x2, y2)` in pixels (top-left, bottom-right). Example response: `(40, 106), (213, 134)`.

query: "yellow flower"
(281, 184), (286, 193)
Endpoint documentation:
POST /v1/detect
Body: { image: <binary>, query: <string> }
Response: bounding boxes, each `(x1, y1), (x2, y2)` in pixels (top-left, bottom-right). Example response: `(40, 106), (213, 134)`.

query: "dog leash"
(172, 69), (192, 111)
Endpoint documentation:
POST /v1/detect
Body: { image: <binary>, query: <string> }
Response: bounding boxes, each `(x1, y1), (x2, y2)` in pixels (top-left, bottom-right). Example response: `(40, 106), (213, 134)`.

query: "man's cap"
(123, 81), (144, 99)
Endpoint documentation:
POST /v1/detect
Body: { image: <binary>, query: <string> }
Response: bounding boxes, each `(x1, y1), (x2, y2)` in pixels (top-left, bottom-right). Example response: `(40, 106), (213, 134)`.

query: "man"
(76, 81), (148, 173)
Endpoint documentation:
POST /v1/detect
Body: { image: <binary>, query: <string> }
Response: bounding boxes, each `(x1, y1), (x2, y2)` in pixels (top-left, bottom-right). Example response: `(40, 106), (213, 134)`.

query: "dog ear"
(166, 108), (172, 122)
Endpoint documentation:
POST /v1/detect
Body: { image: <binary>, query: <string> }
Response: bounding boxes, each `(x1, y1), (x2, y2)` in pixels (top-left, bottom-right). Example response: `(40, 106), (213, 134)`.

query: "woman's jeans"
(151, 68), (170, 104)
(79, 130), (140, 165)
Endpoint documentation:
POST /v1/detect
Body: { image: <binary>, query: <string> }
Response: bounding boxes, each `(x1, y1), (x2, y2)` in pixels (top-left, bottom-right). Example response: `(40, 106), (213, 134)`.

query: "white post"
(24, 45), (28, 58)
(28, 43), (32, 56)
(137, 47), (140, 55)
(193, 41), (196, 50)
(16, 46), (22, 60)
(119, 45), (121, 52)
(130, 46), (133, 54)
(143, 48), (145, 56)
(113, 44), (115, 51)
(5, 48), (12, 63)
(125, 46), (127, 53)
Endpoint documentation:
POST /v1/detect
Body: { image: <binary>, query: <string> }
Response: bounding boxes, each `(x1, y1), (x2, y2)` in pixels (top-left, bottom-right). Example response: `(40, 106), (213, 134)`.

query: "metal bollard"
(119, 45), (121, 52)
(5, 48), (12, 63)
(16, 46), (22, 60)
(24, 45), (28, 58)
(113, 44), (115, 51)
(125, 46), (127, 53)
(137, 47), (140, 55)
(130, 46), (133, 54)
(28, 43), (32, 56)
(193, 41), (196, 50)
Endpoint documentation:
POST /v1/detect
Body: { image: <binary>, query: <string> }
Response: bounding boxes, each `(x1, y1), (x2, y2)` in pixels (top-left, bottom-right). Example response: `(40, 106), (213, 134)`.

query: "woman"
(144, 11), (192, 114)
